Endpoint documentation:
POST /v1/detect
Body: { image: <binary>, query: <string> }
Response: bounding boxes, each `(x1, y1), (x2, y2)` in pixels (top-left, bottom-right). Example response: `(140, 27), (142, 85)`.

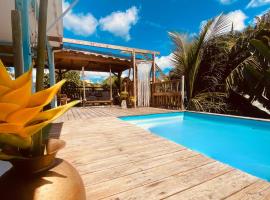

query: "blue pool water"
(120, 112), (270, 181)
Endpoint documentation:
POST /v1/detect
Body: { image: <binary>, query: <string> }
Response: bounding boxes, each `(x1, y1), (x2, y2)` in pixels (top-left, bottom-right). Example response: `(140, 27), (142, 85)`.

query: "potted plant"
(0, 61), (86, 200)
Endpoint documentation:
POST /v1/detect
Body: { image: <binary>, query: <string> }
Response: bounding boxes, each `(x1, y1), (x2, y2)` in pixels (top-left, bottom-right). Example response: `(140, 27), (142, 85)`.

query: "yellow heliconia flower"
(0, 60), (79, 148)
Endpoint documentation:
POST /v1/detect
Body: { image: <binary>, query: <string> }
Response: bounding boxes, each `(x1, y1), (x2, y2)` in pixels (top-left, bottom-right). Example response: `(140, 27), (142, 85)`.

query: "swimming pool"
(120, 112), (270, 181)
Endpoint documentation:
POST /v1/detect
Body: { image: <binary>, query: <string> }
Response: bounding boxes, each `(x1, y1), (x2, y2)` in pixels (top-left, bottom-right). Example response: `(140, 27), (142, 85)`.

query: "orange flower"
(0, 60), (79, 149)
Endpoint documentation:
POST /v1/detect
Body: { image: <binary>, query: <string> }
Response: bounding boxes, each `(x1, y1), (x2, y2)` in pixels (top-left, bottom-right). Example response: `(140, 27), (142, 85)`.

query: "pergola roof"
(54, 48), (132, 73)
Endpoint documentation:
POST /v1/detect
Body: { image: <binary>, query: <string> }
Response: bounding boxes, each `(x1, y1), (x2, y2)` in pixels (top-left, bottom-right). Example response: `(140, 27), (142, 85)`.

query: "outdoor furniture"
(83, 100), (112, 106)
(58, 94), (70, 105)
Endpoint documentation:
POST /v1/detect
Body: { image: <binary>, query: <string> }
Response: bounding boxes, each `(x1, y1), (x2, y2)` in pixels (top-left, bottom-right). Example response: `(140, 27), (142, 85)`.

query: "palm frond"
(169, 32), (189, 73)
(203, 13), (232, 43)
(226, 56), (259, 91)
(250, 39), (270, 61)
(189, 92), (228, 112)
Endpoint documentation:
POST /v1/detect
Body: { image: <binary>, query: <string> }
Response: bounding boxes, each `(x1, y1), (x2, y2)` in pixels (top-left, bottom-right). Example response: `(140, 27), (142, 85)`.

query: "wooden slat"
(225, 180), (270, 200)
(82, 149), (198, 185)
(104, 162), (232, 200)
(165, 170), (257, 200)
(85, 155), (213, 199)
(63, 38), (160, 55)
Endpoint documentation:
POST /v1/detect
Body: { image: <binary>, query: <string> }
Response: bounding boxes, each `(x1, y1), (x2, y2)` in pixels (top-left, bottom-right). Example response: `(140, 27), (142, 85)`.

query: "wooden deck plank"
(104, 162), (232, 200)
(64, 140), (183, 167)
(225, 180), (270, 200)
(49, 107), (270, 200)
(82, 149), (198, 185)
(85, 155), (213, 199)
(55, 106), (177, 122)
(165, 170), (257, 200)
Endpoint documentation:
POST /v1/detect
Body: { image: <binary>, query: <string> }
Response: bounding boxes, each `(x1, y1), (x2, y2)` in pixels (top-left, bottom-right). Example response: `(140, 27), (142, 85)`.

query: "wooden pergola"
(54, 49), (131, 73)
(0, 36), (160, 107)
(54, 38), (160, 107)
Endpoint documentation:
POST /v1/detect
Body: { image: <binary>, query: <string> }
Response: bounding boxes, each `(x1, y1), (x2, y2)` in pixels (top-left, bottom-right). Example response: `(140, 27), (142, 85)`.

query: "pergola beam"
(55, 61), (127, 73)
(63, 38), (160, 55)
(55, 53), (130, 66)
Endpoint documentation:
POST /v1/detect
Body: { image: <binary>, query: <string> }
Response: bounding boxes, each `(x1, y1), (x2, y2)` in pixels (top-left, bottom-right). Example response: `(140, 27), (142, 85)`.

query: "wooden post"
(118, 71), (122, 93)
(58, 69), (63, 80)
(36, 0), (48, 92)
(82, 67), (86, 107)
(152, 53), (156, 83)
(47, 42), (56, 108)
(32, 0), (48, 157)
(11, 10), (24, 77)
(109, 67), (113, 106)
(181, 75), (185, 110)
(132, 51), (137, 108)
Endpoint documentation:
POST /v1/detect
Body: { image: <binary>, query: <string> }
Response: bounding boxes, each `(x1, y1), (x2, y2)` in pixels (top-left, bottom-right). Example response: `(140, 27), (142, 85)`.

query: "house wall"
(0, 0), (63, 47)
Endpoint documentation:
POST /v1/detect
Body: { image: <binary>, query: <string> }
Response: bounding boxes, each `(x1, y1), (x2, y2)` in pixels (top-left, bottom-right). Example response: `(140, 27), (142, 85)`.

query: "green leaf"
(250, 39), (270, 61)
(0, 134), (32, 149)
(0, 151), (27, 161)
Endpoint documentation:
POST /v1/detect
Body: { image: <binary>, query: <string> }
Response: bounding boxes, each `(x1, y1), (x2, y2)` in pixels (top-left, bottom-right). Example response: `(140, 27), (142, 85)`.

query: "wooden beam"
(47, 35), (63, 43)
(11, 10), (24, 77)
(55, 52), (130, 66)
(132, 51), (137, 108)
(152, 53), (156, 83)
(110, 67), (113, 103)
(58, 69), (63, 80)
(47, 42), (56, 108)
(55, 61), (128, 73)
(118, 72), (122, 93)
(82, 67), (86, 106)
(63, 38), (160, 55)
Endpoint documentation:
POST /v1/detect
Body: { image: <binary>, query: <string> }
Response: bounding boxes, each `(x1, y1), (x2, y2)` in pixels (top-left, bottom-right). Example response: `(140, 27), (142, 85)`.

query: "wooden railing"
(151, 79), (183, 110)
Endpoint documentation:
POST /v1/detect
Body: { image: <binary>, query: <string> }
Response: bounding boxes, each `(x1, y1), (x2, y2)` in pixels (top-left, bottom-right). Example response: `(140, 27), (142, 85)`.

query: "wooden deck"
(51, 107), (270, 200)
(56, 106), (177, 122)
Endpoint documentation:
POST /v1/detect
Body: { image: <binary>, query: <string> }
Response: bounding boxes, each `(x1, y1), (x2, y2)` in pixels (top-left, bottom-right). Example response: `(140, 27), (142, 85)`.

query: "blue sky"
(62, 0), (269, 82)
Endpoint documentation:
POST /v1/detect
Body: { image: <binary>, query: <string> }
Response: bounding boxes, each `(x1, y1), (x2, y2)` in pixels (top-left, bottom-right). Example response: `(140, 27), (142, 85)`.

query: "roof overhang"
(54, 49), (131, 73)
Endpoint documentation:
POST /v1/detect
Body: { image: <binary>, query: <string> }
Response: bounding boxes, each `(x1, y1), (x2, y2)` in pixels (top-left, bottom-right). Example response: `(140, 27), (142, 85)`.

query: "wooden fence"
(151, 79), (183, 110)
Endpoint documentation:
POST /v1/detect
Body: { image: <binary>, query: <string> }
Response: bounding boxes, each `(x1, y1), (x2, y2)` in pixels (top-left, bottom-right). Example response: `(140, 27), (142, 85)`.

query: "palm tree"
(226, 21), (270, 113)
(169, 14), (232, 112)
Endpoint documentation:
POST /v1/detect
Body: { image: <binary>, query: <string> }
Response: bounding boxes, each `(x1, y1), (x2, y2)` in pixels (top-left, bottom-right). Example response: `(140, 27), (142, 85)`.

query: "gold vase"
(0, 139), (86, 200)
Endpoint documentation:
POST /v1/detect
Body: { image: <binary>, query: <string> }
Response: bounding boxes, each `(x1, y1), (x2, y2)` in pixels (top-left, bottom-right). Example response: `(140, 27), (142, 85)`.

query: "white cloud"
(63, 0), (98, 36)
(226, 10), (248, 31)
(99, 6), (139, 41)
(83, 71), (109, 83)
(200, 10), (247, 32)
(218, 0), (237, 4)
(155, 53), (174, 70)
(247, 0), (270, 8)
